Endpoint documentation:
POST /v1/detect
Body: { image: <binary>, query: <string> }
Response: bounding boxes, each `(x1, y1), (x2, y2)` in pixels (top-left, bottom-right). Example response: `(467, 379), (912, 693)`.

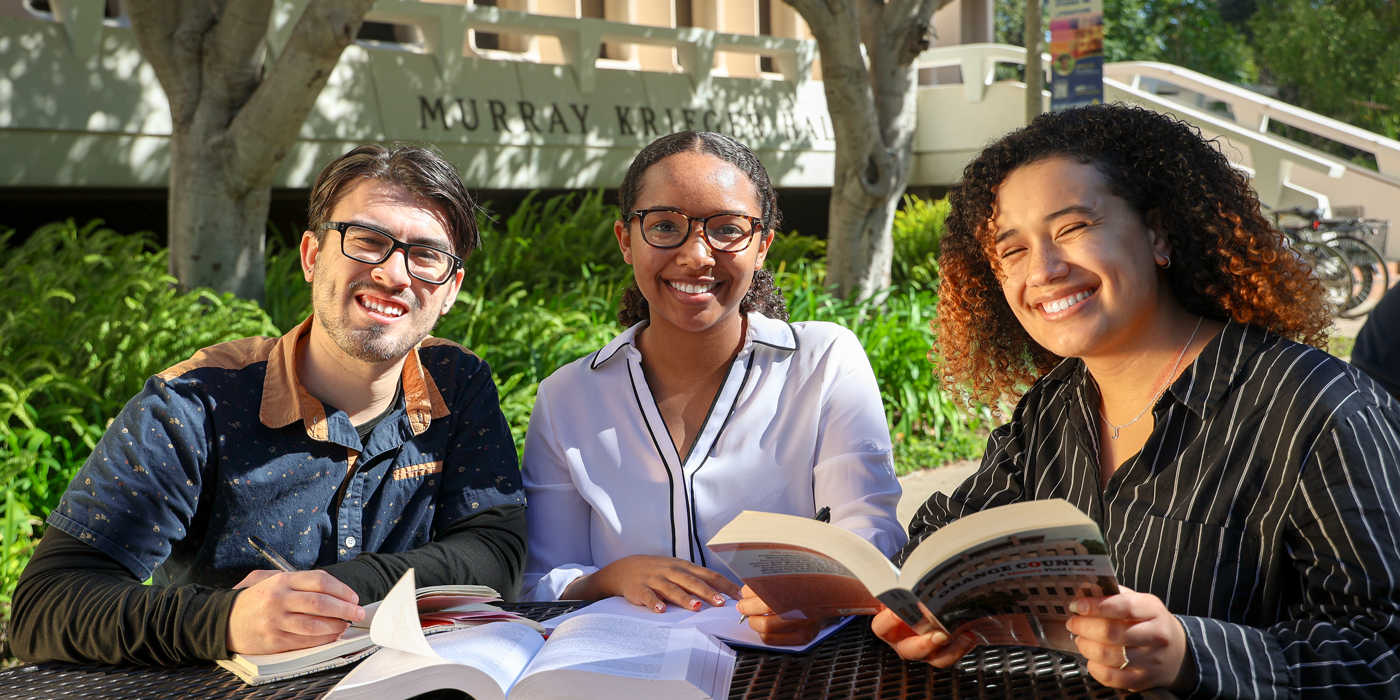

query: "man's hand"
(226, 570), (365, 655)
(562, 555), (742, 612)
(735, 585), (831, 646)
(1066, 587), (1195, 692)
(871, 607), (977, 667)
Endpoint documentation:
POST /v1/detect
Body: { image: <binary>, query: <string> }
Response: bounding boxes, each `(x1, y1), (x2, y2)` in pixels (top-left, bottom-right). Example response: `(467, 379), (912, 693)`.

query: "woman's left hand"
(735, 585), (830, 646)
(1066, 586), (1196, 692)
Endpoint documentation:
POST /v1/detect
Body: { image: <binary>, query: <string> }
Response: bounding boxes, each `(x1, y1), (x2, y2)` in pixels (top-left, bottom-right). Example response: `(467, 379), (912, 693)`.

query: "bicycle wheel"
(1327, 236), (1390, 318)
(1293, 240), (1354, 315)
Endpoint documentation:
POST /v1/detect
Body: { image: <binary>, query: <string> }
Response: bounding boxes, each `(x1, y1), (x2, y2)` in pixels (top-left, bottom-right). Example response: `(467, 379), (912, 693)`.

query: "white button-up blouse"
(521, 312), (907, 601)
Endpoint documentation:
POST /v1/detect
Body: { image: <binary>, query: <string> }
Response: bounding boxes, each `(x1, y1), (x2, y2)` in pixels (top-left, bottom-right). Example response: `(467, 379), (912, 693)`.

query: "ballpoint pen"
(247, 535), (354, 623)
(741, 506), (831, 624)
(247, 535), (297, 573)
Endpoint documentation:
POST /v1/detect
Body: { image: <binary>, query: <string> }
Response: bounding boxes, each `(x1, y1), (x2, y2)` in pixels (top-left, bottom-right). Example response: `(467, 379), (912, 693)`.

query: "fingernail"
(928, 631), (949, 646)
(692, 600), (701, 609)
(1074, 599), (1089, 615)
(655, 604), (665, 612)
(1065, 619), (1075, 632)
(714, 596), (724, 605)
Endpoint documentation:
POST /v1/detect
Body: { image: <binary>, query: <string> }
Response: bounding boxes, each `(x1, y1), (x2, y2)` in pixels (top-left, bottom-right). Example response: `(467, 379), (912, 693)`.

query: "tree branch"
(127, 0), (215, 128)
(225, 0), (375, 193)
(209, 0), (274, 111)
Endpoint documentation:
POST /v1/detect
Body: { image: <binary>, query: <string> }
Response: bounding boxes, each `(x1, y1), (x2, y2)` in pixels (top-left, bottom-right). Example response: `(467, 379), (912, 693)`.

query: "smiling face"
(301, 179), (464, 365)
(988, 156), (1171, 359)
(615, 150), (770, 337)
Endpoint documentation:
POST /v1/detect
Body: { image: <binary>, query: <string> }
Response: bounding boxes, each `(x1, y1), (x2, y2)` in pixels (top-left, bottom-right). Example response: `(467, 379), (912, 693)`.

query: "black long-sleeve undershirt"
(9, 503), (527, 666)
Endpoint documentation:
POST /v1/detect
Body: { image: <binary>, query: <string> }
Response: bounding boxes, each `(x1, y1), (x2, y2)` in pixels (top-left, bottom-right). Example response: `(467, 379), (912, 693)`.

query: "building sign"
(1047, 0), (1103, 110)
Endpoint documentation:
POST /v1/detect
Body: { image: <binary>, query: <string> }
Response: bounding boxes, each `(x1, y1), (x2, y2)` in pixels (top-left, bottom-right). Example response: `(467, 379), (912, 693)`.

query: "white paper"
(543, 595), (847, 652)
(540, 596), (702, 630)
(521, 614), (690, 681)
(369, 568), (438, 659)
(427, 623), (545, 695)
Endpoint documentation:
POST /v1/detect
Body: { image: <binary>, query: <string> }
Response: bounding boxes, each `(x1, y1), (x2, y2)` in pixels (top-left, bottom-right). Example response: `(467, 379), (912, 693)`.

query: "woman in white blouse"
(521, 131), (905, 642)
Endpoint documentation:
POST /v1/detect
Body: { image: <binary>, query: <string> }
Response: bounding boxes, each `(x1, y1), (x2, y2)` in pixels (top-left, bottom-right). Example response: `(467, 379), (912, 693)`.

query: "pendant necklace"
(1099, 316), (1203, 440)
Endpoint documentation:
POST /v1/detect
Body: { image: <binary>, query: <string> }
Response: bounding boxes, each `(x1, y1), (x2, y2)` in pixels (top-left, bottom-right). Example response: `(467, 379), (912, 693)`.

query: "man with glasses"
(10, 145), (527, 666)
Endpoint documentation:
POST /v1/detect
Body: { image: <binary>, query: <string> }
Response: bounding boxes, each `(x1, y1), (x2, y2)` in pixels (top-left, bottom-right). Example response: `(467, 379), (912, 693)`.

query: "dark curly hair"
(938, 104), (1332, 403)
(615, 131), (788, 327)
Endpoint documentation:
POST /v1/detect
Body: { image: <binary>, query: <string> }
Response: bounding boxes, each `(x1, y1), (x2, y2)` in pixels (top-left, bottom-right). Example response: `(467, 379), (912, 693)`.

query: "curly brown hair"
(937, 104), (1332, 403)
(614, 131), (788, 327)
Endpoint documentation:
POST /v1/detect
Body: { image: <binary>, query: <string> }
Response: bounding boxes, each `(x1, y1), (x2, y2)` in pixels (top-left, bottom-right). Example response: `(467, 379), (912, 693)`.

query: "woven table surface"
(0, 602), (1141, 700)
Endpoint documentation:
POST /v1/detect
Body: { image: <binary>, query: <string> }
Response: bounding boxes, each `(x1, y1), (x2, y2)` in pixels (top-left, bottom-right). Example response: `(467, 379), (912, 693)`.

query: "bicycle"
(1271, 205), (1391, 318)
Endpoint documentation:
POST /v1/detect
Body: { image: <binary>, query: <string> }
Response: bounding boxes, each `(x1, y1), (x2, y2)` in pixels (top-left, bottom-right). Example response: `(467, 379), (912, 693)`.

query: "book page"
(540, 596), (702, 631)
(908, 521), (1118, 654)
(427, 623), (545, 695)
(708, 543), (882, 620)
(369, 568), (438, 659)
(520, 614), (691, 681)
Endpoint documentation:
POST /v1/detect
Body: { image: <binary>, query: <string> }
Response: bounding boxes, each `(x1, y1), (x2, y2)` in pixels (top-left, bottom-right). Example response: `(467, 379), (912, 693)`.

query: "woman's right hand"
(871, 607), (978, 667)
(562, 555), (742, 612)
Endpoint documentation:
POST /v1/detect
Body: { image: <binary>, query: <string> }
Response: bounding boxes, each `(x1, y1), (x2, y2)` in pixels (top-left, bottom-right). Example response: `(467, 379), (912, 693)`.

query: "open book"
(326, 569), (735, 700)
(708, 499), (1118, 654)
(218, 580), (542, 685)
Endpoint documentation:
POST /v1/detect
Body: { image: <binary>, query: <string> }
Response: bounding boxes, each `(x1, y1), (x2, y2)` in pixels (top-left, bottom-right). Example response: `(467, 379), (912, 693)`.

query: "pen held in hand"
(247, 535), (354, 624)
(741, 505), (831, 624)
(247, 535), (297, 573)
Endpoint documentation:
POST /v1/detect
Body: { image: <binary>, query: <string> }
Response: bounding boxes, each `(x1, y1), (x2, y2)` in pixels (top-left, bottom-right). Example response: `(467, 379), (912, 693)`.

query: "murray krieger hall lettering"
(419, 96), (834, 143)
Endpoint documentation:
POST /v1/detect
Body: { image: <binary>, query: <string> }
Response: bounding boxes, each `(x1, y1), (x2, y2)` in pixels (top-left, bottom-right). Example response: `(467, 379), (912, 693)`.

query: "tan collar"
(259, 316), (450, 440)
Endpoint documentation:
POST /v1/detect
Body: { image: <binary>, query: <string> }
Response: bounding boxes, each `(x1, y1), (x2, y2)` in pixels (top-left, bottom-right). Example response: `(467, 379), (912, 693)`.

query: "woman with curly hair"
(521, 131), (905, 644)
(874, 104), (1400, 697)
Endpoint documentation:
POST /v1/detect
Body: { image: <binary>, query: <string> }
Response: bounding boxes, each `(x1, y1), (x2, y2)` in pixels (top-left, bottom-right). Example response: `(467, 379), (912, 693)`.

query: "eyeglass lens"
(638, 211), (757, 252)
(341, 225), (455, 283)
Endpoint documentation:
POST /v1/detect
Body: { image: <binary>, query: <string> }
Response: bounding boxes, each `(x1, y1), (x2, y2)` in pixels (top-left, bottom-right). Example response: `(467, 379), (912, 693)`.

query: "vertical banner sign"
(1047, 0), (1104, 110)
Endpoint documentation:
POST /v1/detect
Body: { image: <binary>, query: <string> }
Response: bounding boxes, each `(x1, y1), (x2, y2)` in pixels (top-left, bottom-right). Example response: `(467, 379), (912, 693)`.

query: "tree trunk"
(168, 130), (271, 299)
(785, 0), (945, 302)
(127, 0), (375, 300)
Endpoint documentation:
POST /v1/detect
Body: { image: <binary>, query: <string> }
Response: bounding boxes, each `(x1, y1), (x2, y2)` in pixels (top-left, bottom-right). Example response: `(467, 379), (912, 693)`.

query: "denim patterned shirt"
(48, 316), (524, 587)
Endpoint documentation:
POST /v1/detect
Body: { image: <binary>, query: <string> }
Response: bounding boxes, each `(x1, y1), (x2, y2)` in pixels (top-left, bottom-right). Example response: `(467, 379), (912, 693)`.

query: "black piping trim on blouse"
(590, 340), (632, 370)
(748, 320), (800, 353)
(627, 363), (678, 558)
(684, 352), (756, 567)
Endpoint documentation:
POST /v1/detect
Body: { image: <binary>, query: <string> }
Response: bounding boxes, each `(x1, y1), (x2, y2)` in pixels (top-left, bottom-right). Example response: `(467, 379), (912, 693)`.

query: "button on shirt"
(522, 312), (906, 601)
(900, 321), (1400, 699)
(48, 316), (524, 588)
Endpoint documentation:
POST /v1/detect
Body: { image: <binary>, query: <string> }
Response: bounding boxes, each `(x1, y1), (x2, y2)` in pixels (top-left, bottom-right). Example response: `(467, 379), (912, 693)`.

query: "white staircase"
(912, 46), (1400, 260)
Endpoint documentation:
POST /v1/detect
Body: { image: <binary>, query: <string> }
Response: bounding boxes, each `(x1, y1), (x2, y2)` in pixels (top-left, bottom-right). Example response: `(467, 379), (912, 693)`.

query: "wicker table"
(0, 602), (1159, 700)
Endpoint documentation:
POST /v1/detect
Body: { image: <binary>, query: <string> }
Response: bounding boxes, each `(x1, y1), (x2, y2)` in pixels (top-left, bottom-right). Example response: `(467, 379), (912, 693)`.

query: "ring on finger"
(1119, 646), (1130, 670)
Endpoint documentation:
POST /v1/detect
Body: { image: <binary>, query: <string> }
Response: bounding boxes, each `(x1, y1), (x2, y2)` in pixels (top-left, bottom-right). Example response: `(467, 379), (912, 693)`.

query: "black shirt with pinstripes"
(899, 321), (1400, 699)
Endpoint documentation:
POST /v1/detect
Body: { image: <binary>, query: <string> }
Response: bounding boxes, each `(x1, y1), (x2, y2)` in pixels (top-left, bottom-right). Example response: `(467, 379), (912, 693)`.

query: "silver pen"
(247, 535), (297, 572)
(247, 535), (353, 623)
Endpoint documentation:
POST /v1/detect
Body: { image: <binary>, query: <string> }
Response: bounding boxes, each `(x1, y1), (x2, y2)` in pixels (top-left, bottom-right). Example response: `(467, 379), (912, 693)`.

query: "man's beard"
(313, 275), (435, 363)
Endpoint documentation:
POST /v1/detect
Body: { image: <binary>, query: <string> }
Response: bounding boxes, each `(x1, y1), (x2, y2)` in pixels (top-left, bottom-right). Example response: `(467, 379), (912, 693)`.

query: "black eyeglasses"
(318, 222), (462, 285)
(624, 208), (765, 252)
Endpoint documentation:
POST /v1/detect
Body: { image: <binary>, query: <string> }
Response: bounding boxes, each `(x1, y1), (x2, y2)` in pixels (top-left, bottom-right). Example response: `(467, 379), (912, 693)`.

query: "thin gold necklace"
(1099, 316), (1203, 440)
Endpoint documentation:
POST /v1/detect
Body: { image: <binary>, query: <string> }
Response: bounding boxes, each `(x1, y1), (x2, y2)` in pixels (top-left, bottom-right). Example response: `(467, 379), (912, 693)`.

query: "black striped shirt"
(900, 321), (1400, 699)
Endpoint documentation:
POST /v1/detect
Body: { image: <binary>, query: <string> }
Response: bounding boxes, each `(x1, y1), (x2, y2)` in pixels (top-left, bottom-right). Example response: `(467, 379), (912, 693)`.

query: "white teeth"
(1042, 289), (1092, 314)
(362, 297), (405, 317)
(670, 281), (717, 295)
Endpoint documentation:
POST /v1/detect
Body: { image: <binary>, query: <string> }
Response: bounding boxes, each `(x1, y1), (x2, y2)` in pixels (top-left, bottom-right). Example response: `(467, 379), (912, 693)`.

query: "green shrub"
(891, 195), (949, 287)
(0, 220), (278, 624)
